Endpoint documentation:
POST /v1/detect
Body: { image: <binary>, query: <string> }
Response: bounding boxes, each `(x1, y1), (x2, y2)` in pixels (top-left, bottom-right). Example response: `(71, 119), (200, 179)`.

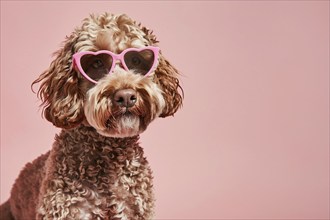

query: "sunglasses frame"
(72, 46), (160, 84)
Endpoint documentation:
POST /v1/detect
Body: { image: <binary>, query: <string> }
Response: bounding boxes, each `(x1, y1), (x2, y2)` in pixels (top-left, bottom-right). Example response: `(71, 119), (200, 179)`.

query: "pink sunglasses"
(72, 46), (160, 83)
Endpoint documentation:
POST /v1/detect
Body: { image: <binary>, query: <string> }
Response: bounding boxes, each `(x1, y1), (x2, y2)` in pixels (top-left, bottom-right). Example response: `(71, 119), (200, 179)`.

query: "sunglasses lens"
(124, 49), (155, 75)
(80, 53), (113, 81)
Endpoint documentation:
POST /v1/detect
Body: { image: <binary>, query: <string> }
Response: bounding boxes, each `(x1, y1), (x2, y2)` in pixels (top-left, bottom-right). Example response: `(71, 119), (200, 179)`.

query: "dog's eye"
(92, 59), (104, 69)
(131, 56), (142, 66)
(124, 50), (154, 75)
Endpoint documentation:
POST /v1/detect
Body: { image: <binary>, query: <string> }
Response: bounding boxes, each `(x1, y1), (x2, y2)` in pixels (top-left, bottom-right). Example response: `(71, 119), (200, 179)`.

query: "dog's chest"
(52, 133), (154, 219)
(74, 169), (150, 219)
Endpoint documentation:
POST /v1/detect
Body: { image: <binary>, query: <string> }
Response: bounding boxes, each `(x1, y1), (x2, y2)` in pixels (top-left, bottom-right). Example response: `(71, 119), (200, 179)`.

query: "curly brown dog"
(0, 13), (182, 220)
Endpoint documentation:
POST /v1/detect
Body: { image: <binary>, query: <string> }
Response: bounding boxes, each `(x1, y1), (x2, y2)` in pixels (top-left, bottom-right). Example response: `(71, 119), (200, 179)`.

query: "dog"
(0, 12), (183, 220)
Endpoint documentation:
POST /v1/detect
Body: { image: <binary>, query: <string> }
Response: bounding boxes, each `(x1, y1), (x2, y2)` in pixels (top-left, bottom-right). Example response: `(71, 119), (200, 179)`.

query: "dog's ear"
(139, 25), (183, 117)
(32, 33), (84, 129)
(155, 53), (183, 117)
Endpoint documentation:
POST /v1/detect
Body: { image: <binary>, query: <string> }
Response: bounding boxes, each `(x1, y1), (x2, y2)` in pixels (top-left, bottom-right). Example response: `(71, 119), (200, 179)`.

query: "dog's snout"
(113, 89), (137, 108)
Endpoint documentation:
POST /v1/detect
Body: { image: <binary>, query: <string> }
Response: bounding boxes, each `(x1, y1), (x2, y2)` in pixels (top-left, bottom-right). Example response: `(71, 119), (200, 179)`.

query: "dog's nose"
(113, 89), (137, 108)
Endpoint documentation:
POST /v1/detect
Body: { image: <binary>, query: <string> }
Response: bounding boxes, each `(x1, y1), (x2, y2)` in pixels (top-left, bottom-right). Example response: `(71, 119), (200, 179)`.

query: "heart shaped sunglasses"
(72, 46), (160, 83)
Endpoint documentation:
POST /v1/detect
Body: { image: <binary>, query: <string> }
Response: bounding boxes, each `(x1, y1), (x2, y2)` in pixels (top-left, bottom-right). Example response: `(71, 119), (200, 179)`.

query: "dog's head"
(32, 13), (183, 137)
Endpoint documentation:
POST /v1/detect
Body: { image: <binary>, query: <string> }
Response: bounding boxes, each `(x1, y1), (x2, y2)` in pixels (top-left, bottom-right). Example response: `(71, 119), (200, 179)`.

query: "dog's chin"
(94, 114), (144, 138)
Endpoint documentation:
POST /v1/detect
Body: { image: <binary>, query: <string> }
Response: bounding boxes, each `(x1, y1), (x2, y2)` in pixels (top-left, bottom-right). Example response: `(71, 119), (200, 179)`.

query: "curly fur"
(1, 12), (182, 220)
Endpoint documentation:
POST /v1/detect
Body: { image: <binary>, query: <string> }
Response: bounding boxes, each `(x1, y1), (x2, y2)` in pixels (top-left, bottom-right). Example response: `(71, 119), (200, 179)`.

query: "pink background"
(1, 1), (329, 219)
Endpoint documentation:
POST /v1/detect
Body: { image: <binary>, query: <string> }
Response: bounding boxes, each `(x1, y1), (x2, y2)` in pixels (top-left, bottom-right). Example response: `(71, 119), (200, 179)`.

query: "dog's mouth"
(105, 115), (128, 129)
(102, 109), (142, 137)
(106, 107), (137, 125)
